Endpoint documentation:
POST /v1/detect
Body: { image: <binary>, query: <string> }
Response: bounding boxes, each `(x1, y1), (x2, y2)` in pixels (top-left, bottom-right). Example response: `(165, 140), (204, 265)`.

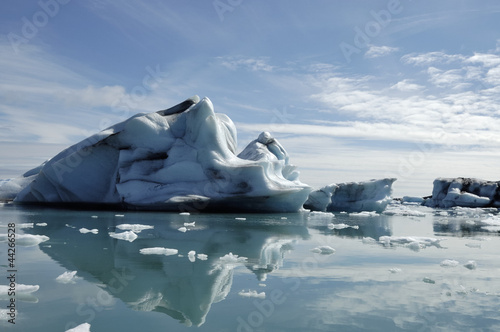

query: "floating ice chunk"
(116, 224), (154, 233)
(327, 223), (359, 230)
(305, 178), (396, 213)
(109, 231), (137, 242)
(178, 227), (187, 233)
(349, 211), (379, 217)
(79, 228), (98, 234)
(402, 196), (424, 204)
(311, 246), (336, 255)
(440, 259), (459, 267)
(464, 260), (477, 270)
(65, 224), (76, 229)
(219, 253), (247, 263)
(140, 247), (178, 256)
(65, 323), (91, 332)
(423, 277), (435, 284)
(36, 223), (48, 226)
(0, 284), (39, 296)
(188, 250), (196, 262)
(179, 212), (190, 216)
(362, 237), (377, 244)
(388, 267), (402, 273)
(281, 217), (287, 220)
(91, 215), (98, 219)
(308, 211), (335, 219)
(0, 234), (49, 247)
(19, 223), (34, 228)
(378, 236), (441, 250)
(382, 204), (427, 217)
(115, 214), (125, 217)
(197, 253), (208, 260)
(184, 222), (195, 227)
(235, 217), (247, 221)
(238, 290), (266, 299)
(56, 271), (79, 284)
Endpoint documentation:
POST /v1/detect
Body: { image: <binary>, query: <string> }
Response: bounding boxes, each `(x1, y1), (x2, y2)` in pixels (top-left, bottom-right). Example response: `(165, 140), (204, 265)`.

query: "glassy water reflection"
(1, 203), (499, 331)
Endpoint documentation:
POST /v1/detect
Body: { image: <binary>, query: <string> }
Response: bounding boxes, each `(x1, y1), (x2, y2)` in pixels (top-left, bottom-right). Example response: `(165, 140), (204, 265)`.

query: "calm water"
(0, 202), (499, 331)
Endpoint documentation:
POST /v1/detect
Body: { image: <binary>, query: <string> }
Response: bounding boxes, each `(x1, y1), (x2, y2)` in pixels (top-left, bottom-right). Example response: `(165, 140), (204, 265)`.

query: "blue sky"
(1, 0), (500, 196)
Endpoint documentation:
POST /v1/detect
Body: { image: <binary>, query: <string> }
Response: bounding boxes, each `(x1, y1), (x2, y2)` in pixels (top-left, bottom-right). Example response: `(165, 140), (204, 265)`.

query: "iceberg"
(304, 178), (396, 213)
(3, 96), (310, 212)
(424, 178), (500, 208)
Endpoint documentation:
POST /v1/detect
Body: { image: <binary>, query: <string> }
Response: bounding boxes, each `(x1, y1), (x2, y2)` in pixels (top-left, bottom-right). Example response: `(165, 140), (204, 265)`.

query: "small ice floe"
(79, 228), (98, 234)
(116, 224), (154, 233)
(238, 290), (266, 299)
(235, 217), (247, 221)
(362, 237), (377, 245)
(423, 277), (436, 284)
(65, 224), (76, 229)
(184, 222), (195, 227)
(19, 223), (34, 228)
(308, 211), (335, 219)
(0, 234), (49, 247)
(382, 204), (426, 217)
(349, 211), (379, 217)
(179, 212), (190, 216)
(463, 260), (477, 270)
(35, 223), (48, 227)
(388, 267), (402, 274)
(197, 253), (208, 260)
(65, 323), (91, 332)
(311, 245), (336, 255)
(139, 247), (178, 256)
(188, 250), (196, 262)
(440, 259), (459, 267)
(465, 243), (482, 249)
(0, 284), (39, 296)
(91, 215), (98, 219)
(219, 253), (247, 264)
(378, 236), (442, 251)
(109, 231), (137, 242)
(327, 223), (359, 230)
(178, 227), (188, 233)
(115, 214), (125, 217)
(281, 217), (288, 220)
(56, 271), (79, 284)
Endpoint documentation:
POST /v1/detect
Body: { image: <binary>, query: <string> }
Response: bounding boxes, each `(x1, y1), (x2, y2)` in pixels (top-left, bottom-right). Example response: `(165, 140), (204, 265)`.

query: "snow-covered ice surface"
(3, 96), (311, 212)
(2, 204), (500, 331)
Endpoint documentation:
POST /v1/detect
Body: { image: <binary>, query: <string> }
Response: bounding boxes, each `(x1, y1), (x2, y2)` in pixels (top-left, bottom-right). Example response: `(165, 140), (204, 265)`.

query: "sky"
(1, 0), (500, 197)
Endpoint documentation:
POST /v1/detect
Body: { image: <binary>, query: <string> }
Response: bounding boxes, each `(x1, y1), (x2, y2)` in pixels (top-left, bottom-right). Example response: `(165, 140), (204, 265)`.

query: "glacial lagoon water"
(0, 203), (499, 331)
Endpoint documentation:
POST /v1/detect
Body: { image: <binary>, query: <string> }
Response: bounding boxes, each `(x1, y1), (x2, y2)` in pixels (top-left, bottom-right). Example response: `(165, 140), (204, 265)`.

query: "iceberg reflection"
(24, 210), (309, 326)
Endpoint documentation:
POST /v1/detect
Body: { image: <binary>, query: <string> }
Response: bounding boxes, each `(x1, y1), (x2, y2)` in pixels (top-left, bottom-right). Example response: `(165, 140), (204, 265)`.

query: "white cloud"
(401, 51), (466, 66)
(219, 56), (274, 72)
(390, 79), (424, 92)
(365, 45), (399, 58)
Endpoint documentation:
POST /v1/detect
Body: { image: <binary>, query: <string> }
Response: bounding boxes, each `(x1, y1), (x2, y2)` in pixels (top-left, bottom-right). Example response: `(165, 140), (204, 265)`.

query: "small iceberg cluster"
(424, 178), (500, 208)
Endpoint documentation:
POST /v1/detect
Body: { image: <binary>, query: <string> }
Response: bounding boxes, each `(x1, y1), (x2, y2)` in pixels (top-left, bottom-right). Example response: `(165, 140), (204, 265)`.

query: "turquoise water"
(0, 203), (499, 331)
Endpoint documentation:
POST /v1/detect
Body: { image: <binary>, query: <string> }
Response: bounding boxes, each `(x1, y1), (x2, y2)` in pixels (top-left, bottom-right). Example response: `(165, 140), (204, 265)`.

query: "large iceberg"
(424, 177), (500, 208)
(304, 178), (396, 213)
(2, 96), (311, 212)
